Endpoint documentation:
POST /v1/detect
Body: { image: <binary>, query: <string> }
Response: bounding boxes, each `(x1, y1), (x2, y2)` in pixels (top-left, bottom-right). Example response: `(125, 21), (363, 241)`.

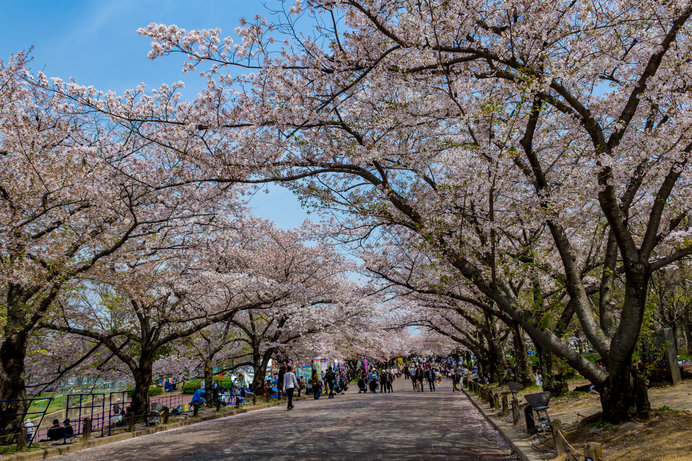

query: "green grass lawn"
(26, 391), (117, 420)
(26, 393), (65, 419)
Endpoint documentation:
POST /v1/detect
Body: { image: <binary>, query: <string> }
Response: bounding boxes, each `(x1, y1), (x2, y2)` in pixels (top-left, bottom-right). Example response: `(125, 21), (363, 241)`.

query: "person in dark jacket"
(325, 366), (337, 399)
(47, 419), (64, 441)
(63, 419), (74, 438)
(277, 364), (286, 399)
(426, 368), (436, 391)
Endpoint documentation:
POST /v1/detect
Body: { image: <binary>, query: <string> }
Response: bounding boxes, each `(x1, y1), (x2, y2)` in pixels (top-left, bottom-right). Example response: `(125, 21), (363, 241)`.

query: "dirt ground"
(496, 379), (692, 460)
(568, 409), (692, 461)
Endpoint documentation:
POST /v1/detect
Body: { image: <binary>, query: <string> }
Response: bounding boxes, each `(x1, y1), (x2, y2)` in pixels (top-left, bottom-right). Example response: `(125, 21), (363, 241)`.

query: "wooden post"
(502, 395), (509, 416)
(216, 399), (221, 412)
(511, 397), (520, 425)
(235, 396), (240, 408)
(162, 407), (169, 424)
(17, 426), (27, 451)
(524, 405), (536, 435)
(551, 419), (568, 456)
(127, 413), (135, 432)
(83, 417), (92, 441)
(192, 401), (199, 417)
(252, 394), (257, 405)
(584, 442), (604, 461)
(493, 393), (500, 411)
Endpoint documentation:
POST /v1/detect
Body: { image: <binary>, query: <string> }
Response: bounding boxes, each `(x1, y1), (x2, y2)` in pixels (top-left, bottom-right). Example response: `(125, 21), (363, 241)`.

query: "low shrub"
(182, 376), (234, 394)
(126, 385), (163, 397)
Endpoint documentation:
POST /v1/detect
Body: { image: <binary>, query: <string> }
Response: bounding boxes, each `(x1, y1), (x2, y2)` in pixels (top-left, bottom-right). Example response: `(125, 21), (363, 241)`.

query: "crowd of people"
(270, 355), (486, 411)
(402, 357), (469, 392)
(356, 368), (397, 393)
(273, 364), (354, 410)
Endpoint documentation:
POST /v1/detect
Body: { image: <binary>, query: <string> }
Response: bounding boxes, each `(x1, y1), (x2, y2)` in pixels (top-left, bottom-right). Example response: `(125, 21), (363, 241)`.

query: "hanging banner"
(363, 358), (369, 373)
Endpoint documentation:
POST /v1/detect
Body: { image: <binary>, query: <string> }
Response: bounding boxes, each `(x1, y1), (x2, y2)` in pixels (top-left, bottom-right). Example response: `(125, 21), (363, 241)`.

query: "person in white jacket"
(283, 365), (299, 411)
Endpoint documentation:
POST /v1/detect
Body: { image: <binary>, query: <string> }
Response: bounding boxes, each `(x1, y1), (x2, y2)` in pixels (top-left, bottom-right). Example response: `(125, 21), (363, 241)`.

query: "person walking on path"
(325, 366), (337, 399)
(426, 367), (436, 392)
(416, 367), (425, 392)
(312, 370), (322, 399)
(284, 365), (299, 411)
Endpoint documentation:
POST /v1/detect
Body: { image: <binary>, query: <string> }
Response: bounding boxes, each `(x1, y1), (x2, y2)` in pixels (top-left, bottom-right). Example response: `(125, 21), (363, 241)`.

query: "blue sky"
(0, 0), (309, 229)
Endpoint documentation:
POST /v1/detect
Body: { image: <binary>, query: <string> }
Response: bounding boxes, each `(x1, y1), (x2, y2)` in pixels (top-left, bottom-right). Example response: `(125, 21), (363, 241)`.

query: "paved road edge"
(4, 397), (305, 461)
(460, 387), (542, 461)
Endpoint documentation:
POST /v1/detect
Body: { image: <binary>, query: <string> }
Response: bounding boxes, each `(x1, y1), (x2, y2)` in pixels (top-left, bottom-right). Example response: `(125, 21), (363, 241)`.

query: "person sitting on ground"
(113, 407), (126, 425)
(47, 419), (64, 441)
(63, 419), (74, 438)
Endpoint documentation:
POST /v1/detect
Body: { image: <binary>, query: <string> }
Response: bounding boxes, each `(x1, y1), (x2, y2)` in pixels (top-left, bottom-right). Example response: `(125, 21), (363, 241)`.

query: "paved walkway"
(47, 379), (518, 460)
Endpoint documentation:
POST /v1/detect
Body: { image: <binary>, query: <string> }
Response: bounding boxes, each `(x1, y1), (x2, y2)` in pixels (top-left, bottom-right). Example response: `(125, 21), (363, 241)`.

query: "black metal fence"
(1, 386), (243, 448)
(0, 396), (52, 447)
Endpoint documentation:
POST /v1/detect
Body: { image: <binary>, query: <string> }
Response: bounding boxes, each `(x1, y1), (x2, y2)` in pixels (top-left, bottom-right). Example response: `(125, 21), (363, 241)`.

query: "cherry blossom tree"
(40, 216), (301, 412)
(0, 52), (236, 432)
(185, 320), (252, 398)
(132, 0), (692, 422)
(214, 221), (364, 393)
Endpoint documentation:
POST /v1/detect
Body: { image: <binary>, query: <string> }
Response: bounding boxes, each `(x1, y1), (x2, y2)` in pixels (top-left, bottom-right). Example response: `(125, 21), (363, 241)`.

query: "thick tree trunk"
(203, 362), (214, 406)
(250, 350), (273, 395)
(685, 304), (692, 356)
(600, 358), (650, 423)
(512, 323), (533, 387)
(490, 343), (506, 383)
(601, 270), (651, 423)
(483, 336), (505, 384)
(131, 358), (153, 416)
(534, 341), (568, 396)
(479, 313), (506, 384)
(0, 333), (28, 443)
